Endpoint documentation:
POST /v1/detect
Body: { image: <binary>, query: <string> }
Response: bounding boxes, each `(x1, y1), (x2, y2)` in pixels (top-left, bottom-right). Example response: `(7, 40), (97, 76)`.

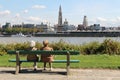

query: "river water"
(0, 37), (120, 45)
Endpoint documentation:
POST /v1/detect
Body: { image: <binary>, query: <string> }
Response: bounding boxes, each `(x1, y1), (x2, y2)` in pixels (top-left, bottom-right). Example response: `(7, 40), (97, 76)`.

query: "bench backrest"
(7, 50), (80, 55)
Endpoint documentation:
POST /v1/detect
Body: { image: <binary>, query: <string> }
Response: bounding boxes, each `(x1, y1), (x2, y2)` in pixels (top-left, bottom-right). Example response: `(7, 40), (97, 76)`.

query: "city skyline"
(0, 0), (120, 27)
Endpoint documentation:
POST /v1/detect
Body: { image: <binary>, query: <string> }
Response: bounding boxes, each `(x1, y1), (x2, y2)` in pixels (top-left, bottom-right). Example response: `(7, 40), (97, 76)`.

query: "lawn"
(0, 54), (120, 69)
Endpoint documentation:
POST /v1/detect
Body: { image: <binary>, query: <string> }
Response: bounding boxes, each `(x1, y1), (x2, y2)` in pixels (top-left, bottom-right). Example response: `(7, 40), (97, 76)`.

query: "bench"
(8, 50), (80, 75)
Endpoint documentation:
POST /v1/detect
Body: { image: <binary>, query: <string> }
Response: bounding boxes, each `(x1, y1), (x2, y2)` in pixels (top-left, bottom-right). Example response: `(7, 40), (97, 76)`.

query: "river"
(0, 37), (120, 44)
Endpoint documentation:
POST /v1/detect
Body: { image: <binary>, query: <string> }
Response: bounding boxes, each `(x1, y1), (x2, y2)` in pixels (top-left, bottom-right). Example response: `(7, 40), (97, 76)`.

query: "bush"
(0, 44), (7, 55)
(51, 39), (81, 51)
(35, 41), (42, 49)
(80, 42), (100, 55)
(100, 39), (120, 55)
(5, 43), (15, 51)
(1, 39), (120, 55)
(51, 39), (69, 50)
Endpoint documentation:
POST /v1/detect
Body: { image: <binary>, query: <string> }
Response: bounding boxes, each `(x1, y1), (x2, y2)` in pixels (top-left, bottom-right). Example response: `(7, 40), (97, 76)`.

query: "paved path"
(0, 67), (120, 80)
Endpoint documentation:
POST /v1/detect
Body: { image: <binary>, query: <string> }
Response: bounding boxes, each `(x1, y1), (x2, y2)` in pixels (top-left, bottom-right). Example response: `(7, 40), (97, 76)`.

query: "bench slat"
(7, 50), (80, 55)
(9, 59), (80, 63)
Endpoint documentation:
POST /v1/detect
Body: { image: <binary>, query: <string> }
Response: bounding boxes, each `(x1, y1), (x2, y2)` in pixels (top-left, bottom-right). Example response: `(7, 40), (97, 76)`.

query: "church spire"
(58, 5), (62, 26)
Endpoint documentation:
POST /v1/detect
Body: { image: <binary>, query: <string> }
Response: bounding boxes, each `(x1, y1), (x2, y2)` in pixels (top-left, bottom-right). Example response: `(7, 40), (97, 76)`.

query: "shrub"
(35, 41), (42, 49)
(0, 44), (7, 55)
(100, 39), (120, 55)
(50, 39), (81, 51)
(51, 39), (68, 50)
(80, 42), (100, 55)
(1, 39), (120, 55)
(5, 43), (15, 50)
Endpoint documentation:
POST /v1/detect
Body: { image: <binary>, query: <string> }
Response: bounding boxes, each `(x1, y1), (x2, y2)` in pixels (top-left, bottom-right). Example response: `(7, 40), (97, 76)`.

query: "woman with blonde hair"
(41, 40), (54, 71)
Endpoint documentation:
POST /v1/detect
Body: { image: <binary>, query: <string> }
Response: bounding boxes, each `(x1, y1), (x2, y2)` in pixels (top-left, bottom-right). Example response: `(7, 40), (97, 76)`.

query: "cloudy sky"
(0, 0), (120, 27)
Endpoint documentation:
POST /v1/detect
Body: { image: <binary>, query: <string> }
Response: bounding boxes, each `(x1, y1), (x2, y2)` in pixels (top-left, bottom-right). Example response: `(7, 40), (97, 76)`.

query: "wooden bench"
(8, 50), (80, 75)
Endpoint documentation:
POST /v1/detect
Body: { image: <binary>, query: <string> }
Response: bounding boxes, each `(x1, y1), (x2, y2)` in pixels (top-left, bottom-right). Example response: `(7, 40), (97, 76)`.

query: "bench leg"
(15, 62), (19, 74)
(19, 62), (22, 72)
(16, 62), (22, 74)
(67, 52), (70, 75)
(15, 51), (20, 75)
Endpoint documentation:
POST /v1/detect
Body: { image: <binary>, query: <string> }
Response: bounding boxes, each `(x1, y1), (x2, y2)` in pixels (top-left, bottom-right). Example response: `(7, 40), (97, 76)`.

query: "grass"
(1, 54), (120, 69)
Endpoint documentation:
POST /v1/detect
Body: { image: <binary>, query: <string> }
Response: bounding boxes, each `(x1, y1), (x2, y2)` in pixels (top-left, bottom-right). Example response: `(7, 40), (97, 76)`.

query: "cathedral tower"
(58, 5), (62, 26)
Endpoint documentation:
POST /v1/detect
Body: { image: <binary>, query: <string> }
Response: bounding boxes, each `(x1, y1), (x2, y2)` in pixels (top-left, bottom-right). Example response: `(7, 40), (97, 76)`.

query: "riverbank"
(3, 31), (120, 37)
(34, 31), (120, 37)
(0, 67), (120, 80)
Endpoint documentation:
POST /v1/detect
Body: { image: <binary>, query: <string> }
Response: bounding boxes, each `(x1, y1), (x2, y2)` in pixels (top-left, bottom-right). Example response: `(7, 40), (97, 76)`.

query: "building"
(12, 22), (50, 33)
(13, 23), (35, 28)
(77, 16), (88, 30)
(90, 24), (101, 31)
(23, 24), (35, 28)
(12, 24), (22, 28)
(2, 22), (11, 29)
(58, 5), (62, 26)
(55, 5), (77, 32)
(77, 24), (84, 30)
(57, 5), (64, 32)
(64, 19), (68, 25)
(36, 22), (48, 32)
(83, 16), (88, 29)
(63, 19), (76, 31)
(0, 24), (2, 29)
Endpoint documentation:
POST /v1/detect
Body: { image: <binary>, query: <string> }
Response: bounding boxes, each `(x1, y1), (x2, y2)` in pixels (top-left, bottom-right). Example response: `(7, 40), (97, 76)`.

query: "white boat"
(11, 33), (26, 37)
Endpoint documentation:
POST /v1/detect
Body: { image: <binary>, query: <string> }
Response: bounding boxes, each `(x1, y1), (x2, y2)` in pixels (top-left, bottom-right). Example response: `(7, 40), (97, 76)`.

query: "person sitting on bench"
(41, 40), (54, 71)
(27, 40), (39, 71)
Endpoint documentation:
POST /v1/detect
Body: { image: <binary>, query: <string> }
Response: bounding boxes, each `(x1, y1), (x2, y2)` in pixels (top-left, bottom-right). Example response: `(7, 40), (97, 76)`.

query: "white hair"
(30, 40), (36, 47)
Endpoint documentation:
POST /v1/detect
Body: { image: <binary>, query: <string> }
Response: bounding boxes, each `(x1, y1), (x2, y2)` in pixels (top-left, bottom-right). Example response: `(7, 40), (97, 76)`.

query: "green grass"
(1, 54), (120, 69)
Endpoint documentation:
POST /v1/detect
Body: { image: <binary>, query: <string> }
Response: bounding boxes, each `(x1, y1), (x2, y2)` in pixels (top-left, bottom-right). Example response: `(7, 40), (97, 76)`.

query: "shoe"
(43, 68), (47, 71)
(42, 69), (47, 72)
(34, 68), (37, 71)
(50, 68), (53, 71)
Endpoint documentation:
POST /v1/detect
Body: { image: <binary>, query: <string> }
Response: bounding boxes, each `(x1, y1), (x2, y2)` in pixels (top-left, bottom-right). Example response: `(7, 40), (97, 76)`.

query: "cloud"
(32, 5), (46, 9)
(27, 16), (40, 22)
(15, 13), (20, 18)
(23, 10), (28, 13)
(96, 17), (107, 22)
(94, 17), (120, 27)
(0, 10), (11, 16)
(116, 17), (120, 21)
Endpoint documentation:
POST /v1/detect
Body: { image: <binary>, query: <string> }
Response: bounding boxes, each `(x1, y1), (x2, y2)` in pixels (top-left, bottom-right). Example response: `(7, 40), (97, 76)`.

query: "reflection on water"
(0, 37), (120, 44)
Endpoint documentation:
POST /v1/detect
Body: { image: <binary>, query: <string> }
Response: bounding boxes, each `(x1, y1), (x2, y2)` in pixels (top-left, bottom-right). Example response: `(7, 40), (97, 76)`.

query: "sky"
(0, 0), (120, 27)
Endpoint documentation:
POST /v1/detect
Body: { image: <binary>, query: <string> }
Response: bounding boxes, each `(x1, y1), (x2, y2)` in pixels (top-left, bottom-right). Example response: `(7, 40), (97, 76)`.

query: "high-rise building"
(83, 16), (88, 29)
(58, 5), (62, 26)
